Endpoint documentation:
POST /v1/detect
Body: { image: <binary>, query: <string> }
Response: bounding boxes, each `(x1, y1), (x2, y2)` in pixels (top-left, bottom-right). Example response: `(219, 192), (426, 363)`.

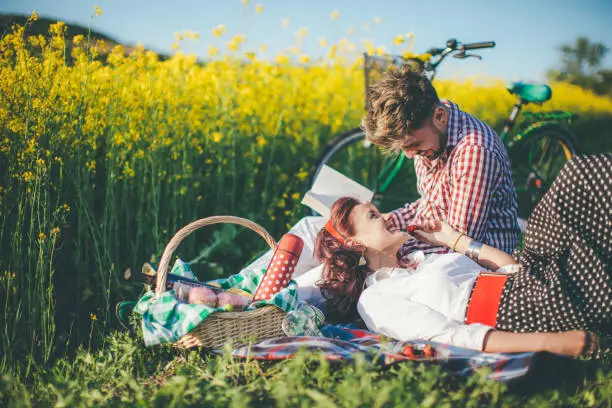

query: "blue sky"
(3, 0), (612, 81)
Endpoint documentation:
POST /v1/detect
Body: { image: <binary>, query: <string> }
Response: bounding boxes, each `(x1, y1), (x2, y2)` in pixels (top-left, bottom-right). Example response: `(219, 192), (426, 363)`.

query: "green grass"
(1, 326), (611, 407)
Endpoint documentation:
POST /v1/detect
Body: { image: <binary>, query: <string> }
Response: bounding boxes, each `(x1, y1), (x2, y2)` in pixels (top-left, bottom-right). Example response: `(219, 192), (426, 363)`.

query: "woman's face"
(349, 202), (409, 254)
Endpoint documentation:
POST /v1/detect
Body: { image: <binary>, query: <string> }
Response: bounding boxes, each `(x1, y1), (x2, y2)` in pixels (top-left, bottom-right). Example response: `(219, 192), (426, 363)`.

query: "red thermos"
(252, 233), (304, 301)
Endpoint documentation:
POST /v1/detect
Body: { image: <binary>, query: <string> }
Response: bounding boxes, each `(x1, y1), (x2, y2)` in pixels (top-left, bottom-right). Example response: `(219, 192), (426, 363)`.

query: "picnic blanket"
(230, 323), (538, 383)
(131, 259), (537, 383)
(133, 259), (298, 346)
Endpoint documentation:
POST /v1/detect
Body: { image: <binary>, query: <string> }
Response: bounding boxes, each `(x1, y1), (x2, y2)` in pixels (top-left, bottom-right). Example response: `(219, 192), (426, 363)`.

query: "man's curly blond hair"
(361, 67), (440, 151)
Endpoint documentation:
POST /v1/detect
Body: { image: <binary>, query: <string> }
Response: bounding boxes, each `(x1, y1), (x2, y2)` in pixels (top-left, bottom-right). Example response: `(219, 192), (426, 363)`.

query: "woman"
(315, 155), (611, 358)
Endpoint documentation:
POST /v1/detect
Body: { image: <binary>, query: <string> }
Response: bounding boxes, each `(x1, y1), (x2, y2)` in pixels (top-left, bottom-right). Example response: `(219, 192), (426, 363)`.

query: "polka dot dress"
(496, 154), (612, 346)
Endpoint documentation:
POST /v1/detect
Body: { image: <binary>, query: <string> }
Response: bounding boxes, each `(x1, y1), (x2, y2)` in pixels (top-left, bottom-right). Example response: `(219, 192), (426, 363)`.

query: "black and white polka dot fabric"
(496, 154), (611, 346)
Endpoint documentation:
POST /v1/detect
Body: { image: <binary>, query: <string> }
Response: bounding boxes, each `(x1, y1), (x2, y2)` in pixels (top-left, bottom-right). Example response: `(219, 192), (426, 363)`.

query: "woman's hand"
(545, 330), (589, 358)
(411, 219), (460, 248)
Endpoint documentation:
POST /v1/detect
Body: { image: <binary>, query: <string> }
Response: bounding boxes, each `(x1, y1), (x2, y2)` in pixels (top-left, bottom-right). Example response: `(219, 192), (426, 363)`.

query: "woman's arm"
(412, 220), (517, 270)
(452, 233), (516, 270)
(484, 330), (587, 357)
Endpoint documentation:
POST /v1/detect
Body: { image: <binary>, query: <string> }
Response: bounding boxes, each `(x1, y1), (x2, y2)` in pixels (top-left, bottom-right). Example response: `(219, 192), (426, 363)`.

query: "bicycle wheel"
(305, 128), (419, 216)
(509, 124), (577, 218)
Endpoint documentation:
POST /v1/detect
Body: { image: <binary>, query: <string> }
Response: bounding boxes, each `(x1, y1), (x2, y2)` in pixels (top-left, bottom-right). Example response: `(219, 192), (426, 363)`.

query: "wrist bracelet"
(451, 232), (465, 252)
(466, 241), (484, 261)
(582, 331), (601, 359)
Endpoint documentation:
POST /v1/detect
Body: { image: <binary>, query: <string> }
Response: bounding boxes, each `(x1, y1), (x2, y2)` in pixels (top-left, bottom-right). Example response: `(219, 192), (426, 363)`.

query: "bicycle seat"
(506, 82), (552, 103)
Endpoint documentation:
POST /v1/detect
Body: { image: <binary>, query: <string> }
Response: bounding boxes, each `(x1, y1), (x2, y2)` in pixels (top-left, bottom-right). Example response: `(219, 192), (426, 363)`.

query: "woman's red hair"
(315, 197), (369, 323)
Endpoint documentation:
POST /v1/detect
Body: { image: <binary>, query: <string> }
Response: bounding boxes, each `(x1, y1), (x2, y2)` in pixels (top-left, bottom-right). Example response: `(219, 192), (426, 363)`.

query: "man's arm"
(387, 199), (421, 231)
(447, 145), (503, 243)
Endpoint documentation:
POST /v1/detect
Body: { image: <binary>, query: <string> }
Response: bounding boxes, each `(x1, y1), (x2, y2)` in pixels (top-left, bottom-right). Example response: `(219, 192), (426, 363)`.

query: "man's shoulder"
(443, 100), (501, 149)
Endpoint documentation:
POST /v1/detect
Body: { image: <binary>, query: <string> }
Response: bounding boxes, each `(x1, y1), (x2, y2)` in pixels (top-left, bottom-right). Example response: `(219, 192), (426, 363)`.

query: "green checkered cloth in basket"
(134, 259), (298, 346)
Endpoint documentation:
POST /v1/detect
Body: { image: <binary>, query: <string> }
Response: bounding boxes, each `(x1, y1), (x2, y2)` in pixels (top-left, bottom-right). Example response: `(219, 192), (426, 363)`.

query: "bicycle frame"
(501, 102), (578, 147)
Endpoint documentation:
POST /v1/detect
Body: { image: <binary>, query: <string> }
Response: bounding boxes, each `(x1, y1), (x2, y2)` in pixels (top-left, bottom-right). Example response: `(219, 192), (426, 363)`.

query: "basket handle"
(155, 216), (277, 298)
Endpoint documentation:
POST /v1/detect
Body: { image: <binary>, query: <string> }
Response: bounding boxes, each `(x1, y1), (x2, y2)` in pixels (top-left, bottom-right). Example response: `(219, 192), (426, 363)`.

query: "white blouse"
(357, 252), (499, 350)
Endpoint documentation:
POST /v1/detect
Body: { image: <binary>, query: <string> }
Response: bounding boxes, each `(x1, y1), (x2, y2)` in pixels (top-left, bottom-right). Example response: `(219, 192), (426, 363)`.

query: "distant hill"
(0, 13), (168, 59)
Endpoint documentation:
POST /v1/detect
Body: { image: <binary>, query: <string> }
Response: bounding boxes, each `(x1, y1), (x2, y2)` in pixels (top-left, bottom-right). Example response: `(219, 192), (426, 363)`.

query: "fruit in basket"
(217, 292), (250, 311)
(188, 286), (218, 306)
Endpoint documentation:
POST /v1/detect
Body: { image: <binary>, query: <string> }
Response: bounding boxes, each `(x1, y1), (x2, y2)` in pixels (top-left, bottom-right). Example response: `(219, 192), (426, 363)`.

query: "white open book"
(301, 165), (375, 218)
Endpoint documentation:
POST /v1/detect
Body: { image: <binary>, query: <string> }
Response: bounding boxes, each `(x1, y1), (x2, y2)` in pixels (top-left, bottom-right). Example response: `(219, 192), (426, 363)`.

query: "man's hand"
(411, 219), (459, 248)
(382, 213), (400, 233)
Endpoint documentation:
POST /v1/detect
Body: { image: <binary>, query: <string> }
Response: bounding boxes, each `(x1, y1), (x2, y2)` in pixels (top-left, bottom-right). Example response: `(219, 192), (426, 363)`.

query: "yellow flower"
(183, 30), (199, 40)
(90, 313), (97, 321)
(297, 28), (308, 38)
(255, 4), (263, 13)
(299, 54), (310, 64)
(245, 51), (255, 61)
(22, 171), (34, 182)
(30, 11), (39, 21)
(275, 53), (289, 64)
(94, 6), (103, 16)
(319, 38), (327, 48)
(259, 44), (267, 53)
(282, 18), (290, 27)
(174, 32), (183, 42)
(291, 192), (300, 201)
(212, 24), (226, 37)
(73, 34), (85, 45)
(330, 10), (339, 20)
(51, 227), (60, 236)
(38, 232), (46, 241)
(374, 46), (386, 56)
(256, 136), (268, 147)
(328, 44), (338, 58)
(211, 132), (223, 143)
(171, 42), (179, 50)
(207, 45), (219, 57)
(393, 35), (405, 45)
(241, 0), (248, 4)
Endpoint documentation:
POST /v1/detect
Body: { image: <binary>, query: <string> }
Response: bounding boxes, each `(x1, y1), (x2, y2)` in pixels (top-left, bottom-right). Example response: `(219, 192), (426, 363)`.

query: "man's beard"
(419, 128), (447, 160)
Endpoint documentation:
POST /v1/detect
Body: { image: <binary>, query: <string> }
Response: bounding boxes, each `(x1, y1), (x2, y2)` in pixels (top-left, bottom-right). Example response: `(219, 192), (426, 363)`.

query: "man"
(362, 67), (521, 256)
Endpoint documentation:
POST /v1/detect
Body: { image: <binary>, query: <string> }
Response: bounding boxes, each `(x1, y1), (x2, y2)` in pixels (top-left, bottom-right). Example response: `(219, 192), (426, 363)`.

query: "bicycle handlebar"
(427, 40), (495, 56)
(461, 41), (496, 51)
(363, 38), (496, 86)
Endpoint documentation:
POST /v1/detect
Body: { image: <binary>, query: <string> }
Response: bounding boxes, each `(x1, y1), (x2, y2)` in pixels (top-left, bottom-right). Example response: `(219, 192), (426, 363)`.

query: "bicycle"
(306, 39), (578, 219)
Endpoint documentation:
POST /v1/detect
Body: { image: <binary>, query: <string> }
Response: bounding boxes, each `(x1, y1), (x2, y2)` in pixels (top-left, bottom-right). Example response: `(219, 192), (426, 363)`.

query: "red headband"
(325, 220), (345, 244)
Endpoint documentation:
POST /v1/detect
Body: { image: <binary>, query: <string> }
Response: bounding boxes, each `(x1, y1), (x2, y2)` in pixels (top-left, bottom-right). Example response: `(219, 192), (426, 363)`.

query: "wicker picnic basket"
(154, 216), (287, 349)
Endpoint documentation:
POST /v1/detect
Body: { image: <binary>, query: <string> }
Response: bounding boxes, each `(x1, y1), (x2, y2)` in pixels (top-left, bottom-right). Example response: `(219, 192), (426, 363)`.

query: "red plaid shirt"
(391, 100), (521, 258)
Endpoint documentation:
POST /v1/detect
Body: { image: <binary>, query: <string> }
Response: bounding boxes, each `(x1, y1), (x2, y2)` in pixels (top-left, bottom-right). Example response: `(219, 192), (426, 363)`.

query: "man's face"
(394, 105), (448, 160)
